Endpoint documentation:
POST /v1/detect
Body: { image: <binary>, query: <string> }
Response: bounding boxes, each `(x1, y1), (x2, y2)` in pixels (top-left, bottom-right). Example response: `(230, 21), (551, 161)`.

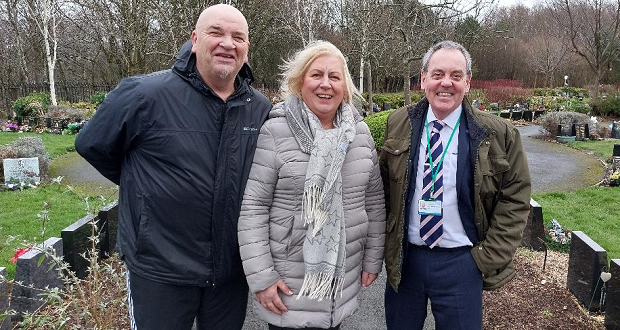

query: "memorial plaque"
(2, 157), (39, 183)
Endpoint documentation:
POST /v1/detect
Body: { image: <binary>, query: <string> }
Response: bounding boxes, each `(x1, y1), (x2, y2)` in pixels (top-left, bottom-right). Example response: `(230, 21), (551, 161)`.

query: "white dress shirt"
(408, 105), (472, 248)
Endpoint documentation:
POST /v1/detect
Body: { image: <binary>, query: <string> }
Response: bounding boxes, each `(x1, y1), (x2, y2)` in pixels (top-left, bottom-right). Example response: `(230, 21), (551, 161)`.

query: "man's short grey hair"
(421, 40), (472, 76)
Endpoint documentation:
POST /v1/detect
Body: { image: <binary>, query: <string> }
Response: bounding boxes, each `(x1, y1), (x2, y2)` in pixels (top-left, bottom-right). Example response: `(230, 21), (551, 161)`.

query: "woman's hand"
(255, 279), (293, 315)
(361, 271), (378, 288)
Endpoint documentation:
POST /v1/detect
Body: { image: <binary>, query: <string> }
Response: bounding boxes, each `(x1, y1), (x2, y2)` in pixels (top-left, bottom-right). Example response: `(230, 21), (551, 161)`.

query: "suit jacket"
(380, 97), (531, 291)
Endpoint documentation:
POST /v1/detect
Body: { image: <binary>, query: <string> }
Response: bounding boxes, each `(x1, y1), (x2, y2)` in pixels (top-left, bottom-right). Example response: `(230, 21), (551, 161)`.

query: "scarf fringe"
(302, 185), (328, 237)
(296, 272), (345, 301)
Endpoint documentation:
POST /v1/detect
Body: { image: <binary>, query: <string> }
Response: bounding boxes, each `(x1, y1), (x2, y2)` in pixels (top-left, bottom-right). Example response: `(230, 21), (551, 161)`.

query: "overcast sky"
(497, 0), (538, 8)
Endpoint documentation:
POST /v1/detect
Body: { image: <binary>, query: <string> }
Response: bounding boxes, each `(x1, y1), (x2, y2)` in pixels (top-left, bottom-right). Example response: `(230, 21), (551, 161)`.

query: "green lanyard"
(425, 114), (461, 197)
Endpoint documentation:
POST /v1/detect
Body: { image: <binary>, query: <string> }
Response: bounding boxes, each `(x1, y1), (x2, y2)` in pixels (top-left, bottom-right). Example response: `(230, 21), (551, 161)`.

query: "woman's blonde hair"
(280, 40), (361, 104)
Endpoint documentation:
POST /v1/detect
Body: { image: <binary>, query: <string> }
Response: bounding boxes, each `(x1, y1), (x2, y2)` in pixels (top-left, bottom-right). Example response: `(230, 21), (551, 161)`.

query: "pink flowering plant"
(3, 122), (19, 131)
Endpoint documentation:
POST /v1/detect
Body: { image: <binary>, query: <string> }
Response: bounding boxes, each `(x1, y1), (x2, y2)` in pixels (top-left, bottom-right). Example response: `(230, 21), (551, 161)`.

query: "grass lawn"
(0, 132), (77, 158)
(533, 186), (620, 261)
(0, 184), (89, 278)
(567, 138), (620, 161)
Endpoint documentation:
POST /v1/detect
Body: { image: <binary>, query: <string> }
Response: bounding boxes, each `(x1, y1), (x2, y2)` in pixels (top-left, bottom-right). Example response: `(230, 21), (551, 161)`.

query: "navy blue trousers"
(384, 244), (483, 330)
(127, 270), (248, 330)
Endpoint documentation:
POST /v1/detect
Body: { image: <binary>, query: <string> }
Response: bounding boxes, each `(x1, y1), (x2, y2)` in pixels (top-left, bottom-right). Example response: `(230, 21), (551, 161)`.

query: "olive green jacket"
(380, 98), (531, 291)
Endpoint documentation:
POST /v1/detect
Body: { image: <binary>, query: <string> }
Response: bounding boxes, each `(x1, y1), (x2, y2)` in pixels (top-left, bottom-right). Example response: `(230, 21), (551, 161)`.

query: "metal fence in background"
(0, 83), (117, 118)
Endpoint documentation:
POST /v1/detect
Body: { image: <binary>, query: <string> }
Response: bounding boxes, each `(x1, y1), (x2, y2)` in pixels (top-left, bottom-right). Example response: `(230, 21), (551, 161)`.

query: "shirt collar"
(426, 104), (462, 130)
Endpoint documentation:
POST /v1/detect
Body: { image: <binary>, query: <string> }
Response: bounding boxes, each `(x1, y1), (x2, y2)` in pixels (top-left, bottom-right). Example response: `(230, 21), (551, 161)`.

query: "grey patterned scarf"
(284, 95), (356, 301)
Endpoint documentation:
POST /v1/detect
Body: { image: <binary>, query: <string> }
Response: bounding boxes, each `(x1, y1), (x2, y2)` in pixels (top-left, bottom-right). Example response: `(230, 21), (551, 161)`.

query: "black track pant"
(126, 269), (249, 330)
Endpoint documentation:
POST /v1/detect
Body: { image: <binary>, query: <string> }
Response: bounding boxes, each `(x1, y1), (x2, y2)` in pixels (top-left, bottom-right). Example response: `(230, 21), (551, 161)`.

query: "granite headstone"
(0, 267), (9, 330)
(521, 199), (545, 251)
(567, 231), (608, 311)
(98, 201), (119, 258)
(606, 259), (620, 330)
(62, 214), (98, 279)
(10, 237), (63, 318)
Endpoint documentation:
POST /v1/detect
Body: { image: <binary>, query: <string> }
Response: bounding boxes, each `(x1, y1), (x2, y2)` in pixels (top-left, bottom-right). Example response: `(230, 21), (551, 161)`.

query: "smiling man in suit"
(380, 40), (531, 330)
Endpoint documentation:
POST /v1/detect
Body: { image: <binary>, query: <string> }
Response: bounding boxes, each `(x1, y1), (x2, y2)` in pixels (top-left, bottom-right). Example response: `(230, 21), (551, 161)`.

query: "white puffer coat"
(238, 104), (386, 329)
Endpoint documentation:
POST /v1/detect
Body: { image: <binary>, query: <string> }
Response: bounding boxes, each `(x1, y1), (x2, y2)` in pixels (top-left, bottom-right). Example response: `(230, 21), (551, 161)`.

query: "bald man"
(75, 4), (272, 329)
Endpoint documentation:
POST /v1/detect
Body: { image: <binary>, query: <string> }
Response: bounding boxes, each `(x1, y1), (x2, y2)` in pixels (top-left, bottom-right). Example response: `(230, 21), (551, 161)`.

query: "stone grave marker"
(0, 267), (9, 330)
(10, 237), (63, 318)
(613, 144), (620, 173)
(611, 122), (620, 139)
(62, 214), (98, 279)
(574, 124), (589, 141)
(521, 199), (545, 251)
(2, 157), (39, 184)
(98, 202), (119, 258)
(605, 259), (620, 330)
(567, 231), (608, 311)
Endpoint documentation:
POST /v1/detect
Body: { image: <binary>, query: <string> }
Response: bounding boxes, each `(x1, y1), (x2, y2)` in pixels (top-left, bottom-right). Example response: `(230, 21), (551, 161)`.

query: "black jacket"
(75, 41), (272, 286)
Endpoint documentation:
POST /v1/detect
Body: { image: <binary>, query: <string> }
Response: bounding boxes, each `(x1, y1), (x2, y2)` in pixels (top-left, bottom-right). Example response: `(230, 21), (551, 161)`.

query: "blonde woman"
(238, 41), (386, 329)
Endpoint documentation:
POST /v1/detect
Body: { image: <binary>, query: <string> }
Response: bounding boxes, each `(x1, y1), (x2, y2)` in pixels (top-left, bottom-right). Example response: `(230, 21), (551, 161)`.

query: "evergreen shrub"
(12, 92), (51, 117)
(90, 92), (107, 107)
(364, 110), (391, 150)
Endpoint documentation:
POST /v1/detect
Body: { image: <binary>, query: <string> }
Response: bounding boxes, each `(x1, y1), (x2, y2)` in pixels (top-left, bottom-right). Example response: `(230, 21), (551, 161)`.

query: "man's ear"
(190, 31), (198, 53)
(244, 41), (250, 63)
(465, 75), (472, 93)
(420, 70), (427, 90)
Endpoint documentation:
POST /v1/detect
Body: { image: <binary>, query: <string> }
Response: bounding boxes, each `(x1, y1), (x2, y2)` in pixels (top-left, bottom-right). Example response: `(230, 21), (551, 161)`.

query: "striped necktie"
(420, 120), (446, 248)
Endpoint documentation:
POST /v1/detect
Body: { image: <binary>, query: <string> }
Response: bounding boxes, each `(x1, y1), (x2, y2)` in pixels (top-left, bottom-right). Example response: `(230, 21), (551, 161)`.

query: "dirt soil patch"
(483, 248), (604, 329)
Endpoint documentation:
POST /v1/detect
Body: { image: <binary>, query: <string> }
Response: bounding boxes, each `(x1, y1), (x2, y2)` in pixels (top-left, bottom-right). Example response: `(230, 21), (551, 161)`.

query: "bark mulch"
(483, 248), (604, 329)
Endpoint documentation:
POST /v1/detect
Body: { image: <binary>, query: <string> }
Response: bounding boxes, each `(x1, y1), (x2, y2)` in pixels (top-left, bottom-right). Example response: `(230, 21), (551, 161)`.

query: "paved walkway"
(57, 124), (603, 330)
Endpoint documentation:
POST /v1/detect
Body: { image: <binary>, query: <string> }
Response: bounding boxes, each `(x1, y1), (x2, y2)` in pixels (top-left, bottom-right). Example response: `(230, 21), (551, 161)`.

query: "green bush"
(534, 88), (553, 96)
(563, 99), (591, 114)
(533, 87), (588, 98)
(363, 93), (405, 109)
(593, 93), (620, 116)
(556, 86), (587, 97)
(364, 110), (391, 150)
(90, 92), (107, 107)
(362, 92), (425, 112)
(12, 92), (51, 117)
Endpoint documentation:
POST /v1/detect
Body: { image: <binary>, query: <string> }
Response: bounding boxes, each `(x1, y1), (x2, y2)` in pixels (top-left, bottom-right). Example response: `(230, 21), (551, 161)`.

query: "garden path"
(519, 124), (604, 193)
(55, 124), (604, 330)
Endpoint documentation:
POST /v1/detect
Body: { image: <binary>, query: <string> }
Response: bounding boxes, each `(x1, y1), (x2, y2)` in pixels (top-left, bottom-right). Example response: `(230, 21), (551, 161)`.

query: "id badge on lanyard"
(418, 198), (442, 216)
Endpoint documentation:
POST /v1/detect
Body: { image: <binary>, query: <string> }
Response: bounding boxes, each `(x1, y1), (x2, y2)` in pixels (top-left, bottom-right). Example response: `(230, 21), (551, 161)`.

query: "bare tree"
(3, 0), (30, 82)
(27, 0), (60, 105)
(276, 0), (328, 47)
(338, 0), (392, 115)
(526, 34), (568, 87)
(552, 0), (620, 99)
